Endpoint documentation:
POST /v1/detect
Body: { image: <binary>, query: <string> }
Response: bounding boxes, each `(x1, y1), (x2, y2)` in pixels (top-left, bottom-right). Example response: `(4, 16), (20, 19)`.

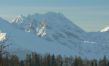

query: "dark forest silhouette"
(0, 43), (109, 66)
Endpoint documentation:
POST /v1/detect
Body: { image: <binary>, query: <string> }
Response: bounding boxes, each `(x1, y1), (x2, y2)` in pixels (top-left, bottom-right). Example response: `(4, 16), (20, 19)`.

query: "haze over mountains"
(0, 12), (109, 59)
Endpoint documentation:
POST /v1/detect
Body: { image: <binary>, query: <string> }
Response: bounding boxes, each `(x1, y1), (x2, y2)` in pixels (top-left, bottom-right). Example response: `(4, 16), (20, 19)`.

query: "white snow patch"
(0, 31), (6, 42)
(100, 27), (109, 32)
(36, 21), (46, 37)
(83, 40), (96, 44)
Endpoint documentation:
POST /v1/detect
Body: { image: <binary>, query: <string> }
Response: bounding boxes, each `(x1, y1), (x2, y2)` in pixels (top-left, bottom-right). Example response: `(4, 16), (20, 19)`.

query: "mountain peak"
(100, 26), (109, 32)
(12, 15), (25, 24)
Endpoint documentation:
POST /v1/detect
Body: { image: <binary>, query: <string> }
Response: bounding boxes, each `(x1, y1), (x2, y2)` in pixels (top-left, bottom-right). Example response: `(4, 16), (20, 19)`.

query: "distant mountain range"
(0, 12), (109, 59)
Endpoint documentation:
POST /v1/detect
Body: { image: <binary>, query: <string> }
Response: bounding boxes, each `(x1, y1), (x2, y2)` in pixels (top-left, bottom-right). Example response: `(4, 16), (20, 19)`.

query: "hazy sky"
(0, 0), (109, 32)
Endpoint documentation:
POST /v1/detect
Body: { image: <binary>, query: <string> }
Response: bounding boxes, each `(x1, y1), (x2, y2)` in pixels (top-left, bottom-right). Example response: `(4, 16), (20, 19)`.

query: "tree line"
(1, 52), (109, 66)
(0, 43), (109, 66)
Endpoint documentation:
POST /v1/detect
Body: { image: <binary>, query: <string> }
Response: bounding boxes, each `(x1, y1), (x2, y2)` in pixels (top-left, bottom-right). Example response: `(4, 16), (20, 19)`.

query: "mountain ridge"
(0, 12), (109, 59)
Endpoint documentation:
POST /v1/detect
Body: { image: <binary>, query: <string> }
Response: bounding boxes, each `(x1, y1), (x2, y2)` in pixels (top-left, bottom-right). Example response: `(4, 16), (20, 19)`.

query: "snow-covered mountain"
(12, 12), (85, 35)
(100, 27), (109, 32)
(88, 27), (109, 44)
(0, 17), (74, 56)
(0, 12), (109, 59)
(86, 27), (109, 44)
(12, 12), (86, 48)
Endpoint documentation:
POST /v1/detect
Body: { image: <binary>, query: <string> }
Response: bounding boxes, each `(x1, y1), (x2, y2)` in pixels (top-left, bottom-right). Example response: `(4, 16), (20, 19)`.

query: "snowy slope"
(12, 12), (86, 48)
(11, 12), (109, 59)
(100, 27), (109, 32)
(83, 32), (109, 58)
(88, 27), (109, 45)
(0, 12), (109, 59)
(0, 17), (75, 56)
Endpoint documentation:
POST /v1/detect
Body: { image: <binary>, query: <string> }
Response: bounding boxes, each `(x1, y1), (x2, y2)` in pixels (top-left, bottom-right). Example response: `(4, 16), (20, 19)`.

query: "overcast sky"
(0, 0), (109, 32)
